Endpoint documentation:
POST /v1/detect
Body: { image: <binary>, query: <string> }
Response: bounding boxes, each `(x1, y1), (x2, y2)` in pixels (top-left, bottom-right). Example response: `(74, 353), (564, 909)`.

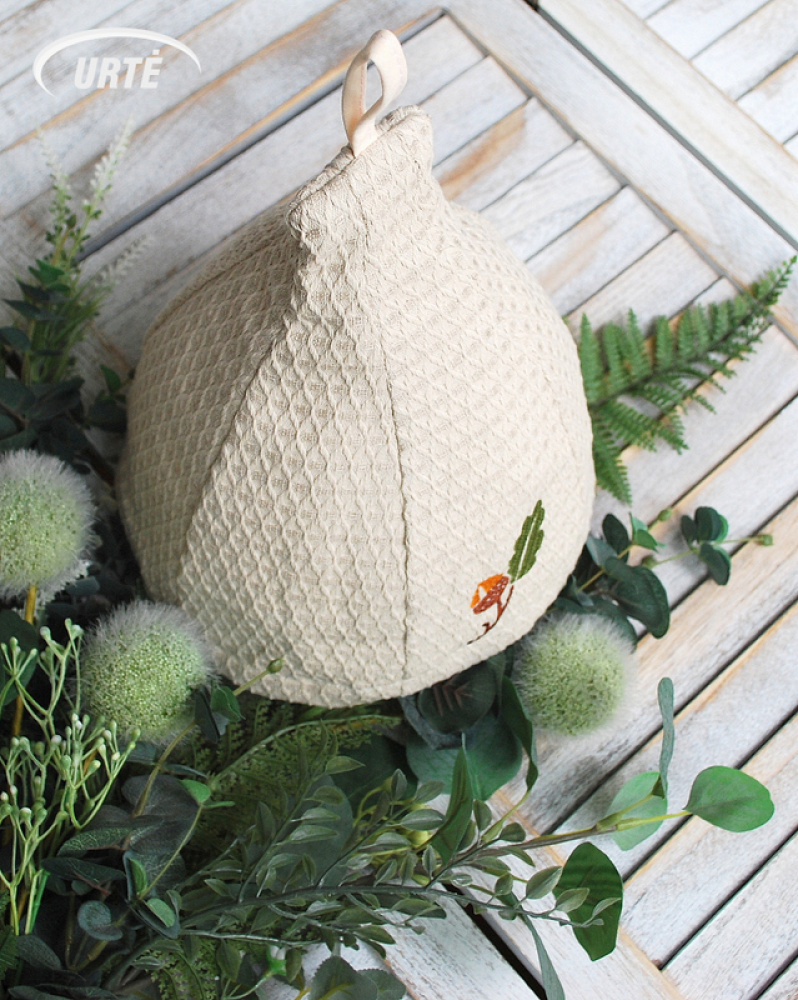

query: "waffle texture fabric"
(117, 106), (595, 707)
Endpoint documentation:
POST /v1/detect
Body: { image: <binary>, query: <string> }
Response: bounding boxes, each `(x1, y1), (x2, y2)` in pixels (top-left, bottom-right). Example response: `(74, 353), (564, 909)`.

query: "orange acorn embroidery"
(469, 500), (545, 644)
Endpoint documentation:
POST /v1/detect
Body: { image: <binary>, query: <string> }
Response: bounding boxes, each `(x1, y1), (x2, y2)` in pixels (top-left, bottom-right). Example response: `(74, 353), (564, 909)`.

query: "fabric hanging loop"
(342, 29), (408, 156)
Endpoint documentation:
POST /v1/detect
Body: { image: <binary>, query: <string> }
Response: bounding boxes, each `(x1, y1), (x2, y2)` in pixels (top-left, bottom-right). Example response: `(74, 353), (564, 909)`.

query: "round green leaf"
(554, 843), (623, 961)
(698, 543), (731, 585)
(606, 771), (667, 850)
(686, 766), (774, 831)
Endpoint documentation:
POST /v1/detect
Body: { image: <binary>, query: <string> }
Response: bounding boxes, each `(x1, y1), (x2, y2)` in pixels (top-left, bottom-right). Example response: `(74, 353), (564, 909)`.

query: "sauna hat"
(116, 30), (595, 707)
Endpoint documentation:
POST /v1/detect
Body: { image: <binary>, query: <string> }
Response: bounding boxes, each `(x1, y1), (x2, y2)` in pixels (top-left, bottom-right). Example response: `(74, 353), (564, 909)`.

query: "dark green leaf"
(698, 542), (732, 585)
(500, 676), (538, 790)
(586, 534), (617, 568)
(417, 662), (498, 734)
(209, 684), (243, 722)
(86, 399), (126, 433)
(607, 559), (670, 637)
(359, 968), (407, 998)
(430, 748), (473, 864)
(100, 365), (122, 394)
(59, 818), (161, 854)
(309, 956), (370, 1000)
(694, 506), (729, 542)
(14, 935), (62, 970)
(680, 515), (696, 544)
(145, 897), (177, 928)
(0, 326), (31, 352)
(0, 378), (34, 413)
(602, 513), (630, 556)
(686, 766), (774, 831)
(193, 688), (223, 743)
(0, 609), (40, 654)
(77, 900), (122, 941)
(554, 843), (623, 960)
(400, 808), (445, 831)
(40, 856), (125, 885)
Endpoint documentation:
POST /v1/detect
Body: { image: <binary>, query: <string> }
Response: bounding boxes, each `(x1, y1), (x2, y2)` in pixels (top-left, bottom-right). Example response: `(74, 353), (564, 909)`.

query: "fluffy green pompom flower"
(81, 602), (212, 743)
(0, 449), (95, 598)
(513, 613), (633, 736)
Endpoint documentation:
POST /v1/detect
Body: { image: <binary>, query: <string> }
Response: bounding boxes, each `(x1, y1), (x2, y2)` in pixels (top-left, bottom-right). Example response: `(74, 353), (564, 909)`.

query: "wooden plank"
(527, 186), (671, 314)
(505, 492), (798, 831)
(589, 321), (798, 529)
(758, 960), (798, 1000)
(0, 0), (132, 89)
(535, 0), (798, 253)
(646, 0), (771, 60)
(565, 231), (718, 332)
(85, 55), (526, 360)
(481, 140), (621, 260)
(3, 11), (475, 246)
(665, 831), (798, 997)
(370, 900), (542, 1000)
(739, 54), (798, 142)
(0, 0), (429, 220)
(623, 709), (798, 964)
(641, 394), (798, 606)
(435, 99), (573, 211)
(622, 0), (672, 17)
(692, 0), (798, 99)
(560, 602), (798, 880)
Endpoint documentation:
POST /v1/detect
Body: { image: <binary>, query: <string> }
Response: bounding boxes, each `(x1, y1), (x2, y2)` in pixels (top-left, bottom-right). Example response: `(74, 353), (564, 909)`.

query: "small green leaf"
(145, 897), (177, 928)
(417, 662), (497, 734)
(694, 506), (729, 542)
(77, 900), (122, 941)
(680, 515), (696, 545)
(555, 843), (623, 960)
(656, 677), (675, 796)
(607, 559), (670, 637)
(698, 543), (732, 585)
(0, 326), (31, 352)
(686, 766), (774, 831)
(525, 866), (562, 898)
(602, 513), (630, 556)
(14, 935), (62, 970)
(630, 515), (660, 551)
(180, 779), (212, 805)
(606, 771), (667, 850)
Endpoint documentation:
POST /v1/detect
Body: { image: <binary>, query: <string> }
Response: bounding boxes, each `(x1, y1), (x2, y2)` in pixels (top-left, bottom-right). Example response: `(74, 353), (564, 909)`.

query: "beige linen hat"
(117, 30), (594, 707)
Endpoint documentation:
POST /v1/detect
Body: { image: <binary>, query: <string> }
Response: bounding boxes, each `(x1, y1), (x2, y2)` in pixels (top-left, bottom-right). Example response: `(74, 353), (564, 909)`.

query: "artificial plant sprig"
(0, 624), (138, 936)
(581, 257), (796, 502)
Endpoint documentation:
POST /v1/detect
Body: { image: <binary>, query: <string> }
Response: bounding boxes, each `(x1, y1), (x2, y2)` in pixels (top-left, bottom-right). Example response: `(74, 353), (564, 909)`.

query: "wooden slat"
(739, 54), (798, 142)
(506, 492), (798, 830)
(561, 602), (798, 880)
(646, 0), (770, 60)
(82, 54), (526, 360)
(481, 140), (621, 260)
(0, 0), (132, 89)
(692, 0), (798, 99)
(665, 831), (798, 997)
(1, 0), (441, 227)
(623, 709), (798, 963)
(622, 0), (672, 18)
(758, 960), (798, 1000)
(564, 231), (718, 332)
(435, 99), (573, 211)
(536, 0), (798, 254)
(641, 394), (798, 606)
(527, 186), (671, 314)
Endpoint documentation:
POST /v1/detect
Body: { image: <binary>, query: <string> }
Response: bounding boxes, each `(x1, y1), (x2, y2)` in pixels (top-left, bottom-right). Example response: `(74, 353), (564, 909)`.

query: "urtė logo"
(33, 28), (201, 95)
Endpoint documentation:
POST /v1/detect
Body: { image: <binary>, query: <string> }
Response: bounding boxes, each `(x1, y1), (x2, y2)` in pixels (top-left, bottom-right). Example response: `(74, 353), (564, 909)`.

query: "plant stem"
(11, 586), (38, 737)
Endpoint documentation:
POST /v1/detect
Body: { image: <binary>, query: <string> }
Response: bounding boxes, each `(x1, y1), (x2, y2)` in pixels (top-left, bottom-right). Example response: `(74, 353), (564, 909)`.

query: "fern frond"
(579, 256), (795, 501)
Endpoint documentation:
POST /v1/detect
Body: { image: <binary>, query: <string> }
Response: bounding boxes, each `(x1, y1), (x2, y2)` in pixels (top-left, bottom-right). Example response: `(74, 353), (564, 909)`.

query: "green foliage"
(686, 766), (774, 831)
(580, 258), (796, 502)
(0, 128), (133, 475)
(554, 844), (623, 961)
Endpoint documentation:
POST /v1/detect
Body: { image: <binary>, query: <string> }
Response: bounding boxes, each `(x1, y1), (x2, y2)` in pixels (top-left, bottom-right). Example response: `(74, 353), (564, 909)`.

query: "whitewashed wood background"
(2, 0), (798, 997)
